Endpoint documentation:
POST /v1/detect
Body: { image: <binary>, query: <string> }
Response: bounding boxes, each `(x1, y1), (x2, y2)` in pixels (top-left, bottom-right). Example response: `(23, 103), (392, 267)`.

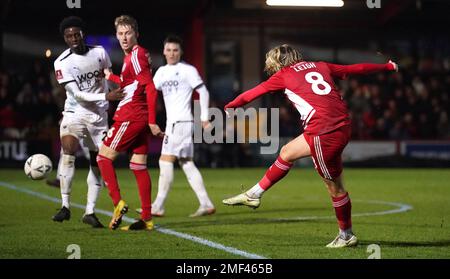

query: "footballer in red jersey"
(223, 44), (398, 248)
(96, 15), (163, 231)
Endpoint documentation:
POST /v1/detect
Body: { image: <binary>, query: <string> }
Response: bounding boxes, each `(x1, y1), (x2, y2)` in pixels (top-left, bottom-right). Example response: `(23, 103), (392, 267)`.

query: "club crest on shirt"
(55, 69), (63, 80)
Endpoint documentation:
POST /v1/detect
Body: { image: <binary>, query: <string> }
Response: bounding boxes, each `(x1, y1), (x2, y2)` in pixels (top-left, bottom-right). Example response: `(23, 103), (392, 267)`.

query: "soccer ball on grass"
(24, 154), (53, 180)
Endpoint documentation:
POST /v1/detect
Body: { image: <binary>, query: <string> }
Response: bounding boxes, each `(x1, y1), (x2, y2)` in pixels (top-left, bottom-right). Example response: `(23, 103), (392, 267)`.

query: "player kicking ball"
(223, 44), (398, 248)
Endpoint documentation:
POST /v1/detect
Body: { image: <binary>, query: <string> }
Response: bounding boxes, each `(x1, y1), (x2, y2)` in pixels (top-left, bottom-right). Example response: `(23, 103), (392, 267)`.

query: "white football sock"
(246, 183), (265, 199)
(56, 150), (63, 178)
(179, 160), (214, 209)
(153, 160), (174, 211)
(59, 154), (75, 208)
(85, 166), (102, 215)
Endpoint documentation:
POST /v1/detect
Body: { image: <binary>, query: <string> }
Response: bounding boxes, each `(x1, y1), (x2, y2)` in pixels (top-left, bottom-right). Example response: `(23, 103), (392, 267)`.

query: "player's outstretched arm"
(64, 82), (124, 102)
(327, 60), (398, 79)
(104, 68), (121, 85)
(224, 84), (269, 110)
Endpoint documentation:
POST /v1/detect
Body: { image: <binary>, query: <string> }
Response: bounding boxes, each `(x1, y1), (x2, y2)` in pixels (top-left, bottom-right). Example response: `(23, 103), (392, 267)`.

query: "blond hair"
(264, 44), (303, 75)
(114, 15), (138, 33)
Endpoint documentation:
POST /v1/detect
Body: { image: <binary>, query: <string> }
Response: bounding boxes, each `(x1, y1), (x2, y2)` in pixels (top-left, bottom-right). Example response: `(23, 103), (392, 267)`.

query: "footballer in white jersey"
(153, 61), (209, 158)
(55, 45), (113, 151)
(54, 45), (111, 117)
(51, 16), (124, 228)
(153, 61), (207, 124)
(150, 35), (215, 218)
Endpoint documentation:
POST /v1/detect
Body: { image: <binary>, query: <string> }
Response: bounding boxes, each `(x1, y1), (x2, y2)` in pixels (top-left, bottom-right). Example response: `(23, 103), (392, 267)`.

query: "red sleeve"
(146, 79), (158, 124)
(224, 85), (268, 109)
(107, 73), (121, 85)
(260, 70), (286, 91)
(134, 48), (152, 85)
(326, 62), (395, 80)
(133, 48), (157, 124)
(224, 71), (285, 109)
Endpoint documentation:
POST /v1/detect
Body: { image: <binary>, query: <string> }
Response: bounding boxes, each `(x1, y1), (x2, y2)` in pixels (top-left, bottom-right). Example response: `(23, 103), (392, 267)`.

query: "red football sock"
(258, 156), (293, 190)
(130, 162), (152, 221)
(332, 192), (352, 230)
(96, 155), (121, 206)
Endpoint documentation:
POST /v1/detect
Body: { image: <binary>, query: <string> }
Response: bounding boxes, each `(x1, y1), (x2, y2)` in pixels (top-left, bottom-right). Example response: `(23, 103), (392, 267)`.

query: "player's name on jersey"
(293, 62), (317, 72)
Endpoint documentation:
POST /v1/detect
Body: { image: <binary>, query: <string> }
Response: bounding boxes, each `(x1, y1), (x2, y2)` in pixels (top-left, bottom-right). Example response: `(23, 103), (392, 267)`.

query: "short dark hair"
(59, 16), (85, 35)
(164, 35), (183, 50)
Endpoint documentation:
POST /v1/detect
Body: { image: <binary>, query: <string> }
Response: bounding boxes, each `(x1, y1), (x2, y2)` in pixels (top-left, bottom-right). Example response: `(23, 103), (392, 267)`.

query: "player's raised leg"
(223, 134), (310, 208)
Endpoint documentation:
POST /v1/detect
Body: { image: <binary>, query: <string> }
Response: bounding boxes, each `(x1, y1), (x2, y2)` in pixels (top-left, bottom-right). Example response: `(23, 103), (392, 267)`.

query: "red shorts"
(304, 125), (351, 180)
(103, 121), (149, 154)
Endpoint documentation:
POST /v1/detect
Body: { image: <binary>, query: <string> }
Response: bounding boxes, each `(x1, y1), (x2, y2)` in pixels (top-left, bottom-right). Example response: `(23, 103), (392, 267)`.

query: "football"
(24, 154), (53, 180)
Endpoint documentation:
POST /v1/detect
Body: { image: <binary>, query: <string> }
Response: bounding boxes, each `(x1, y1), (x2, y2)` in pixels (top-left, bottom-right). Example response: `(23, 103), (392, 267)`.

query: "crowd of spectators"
(0, 60), (63, 141)
(341, 56), (450, 140)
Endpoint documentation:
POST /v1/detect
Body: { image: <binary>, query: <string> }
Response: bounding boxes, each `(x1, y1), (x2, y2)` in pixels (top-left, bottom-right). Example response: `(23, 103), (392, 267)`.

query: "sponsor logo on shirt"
(76, 69), (103, 90)
(161, 80), (179, 92)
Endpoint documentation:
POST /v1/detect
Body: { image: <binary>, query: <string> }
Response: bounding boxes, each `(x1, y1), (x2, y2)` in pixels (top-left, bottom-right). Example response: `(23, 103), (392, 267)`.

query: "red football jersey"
(226, 61), (393, 136)
(261, 61), (351, 135)
(114, 45), (156, 123)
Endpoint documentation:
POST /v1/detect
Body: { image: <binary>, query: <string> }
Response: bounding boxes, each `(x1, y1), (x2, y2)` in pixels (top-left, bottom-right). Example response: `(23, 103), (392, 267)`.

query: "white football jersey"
(54, 45), (111, 115)
(153, 61), (203, 123)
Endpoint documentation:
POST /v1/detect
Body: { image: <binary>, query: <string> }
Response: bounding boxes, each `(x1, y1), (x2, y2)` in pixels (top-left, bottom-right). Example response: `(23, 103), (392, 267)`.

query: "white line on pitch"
(272, 199), (413, 221)
(0, 181), (267, 259)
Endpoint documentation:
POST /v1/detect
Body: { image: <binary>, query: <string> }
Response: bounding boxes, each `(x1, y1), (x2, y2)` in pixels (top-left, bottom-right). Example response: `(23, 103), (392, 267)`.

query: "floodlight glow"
(266, 0), (344, 7)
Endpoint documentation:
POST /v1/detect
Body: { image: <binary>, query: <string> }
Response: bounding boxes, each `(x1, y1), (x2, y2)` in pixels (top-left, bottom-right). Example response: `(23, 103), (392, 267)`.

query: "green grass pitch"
(0, 168), (449, 259)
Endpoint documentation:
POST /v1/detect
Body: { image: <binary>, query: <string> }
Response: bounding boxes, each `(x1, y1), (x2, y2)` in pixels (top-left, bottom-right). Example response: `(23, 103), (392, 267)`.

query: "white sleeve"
(195, 84), (210, 122)
(54, 60), (74, 85)
(153, 68), (162, 90)
(101, 47), (112, 69)
(65, 82), (107, 102)
(186, 65), (204, 89)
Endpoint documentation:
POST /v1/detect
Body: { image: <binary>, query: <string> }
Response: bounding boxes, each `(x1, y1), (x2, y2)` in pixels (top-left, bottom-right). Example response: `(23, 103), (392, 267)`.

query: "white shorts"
(161, 121), (194, 158)
(60, 111), (108, 152)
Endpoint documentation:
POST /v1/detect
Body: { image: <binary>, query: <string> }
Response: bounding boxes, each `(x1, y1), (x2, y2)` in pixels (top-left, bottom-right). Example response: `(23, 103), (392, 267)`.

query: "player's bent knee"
(279, 145), (295, 163)
(61, 136), (79, 154)
(98, 145), (118, 160)
(324, 179), (346, 197)
(160, 154), (177, 163)
(130, 153), (147, 164)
